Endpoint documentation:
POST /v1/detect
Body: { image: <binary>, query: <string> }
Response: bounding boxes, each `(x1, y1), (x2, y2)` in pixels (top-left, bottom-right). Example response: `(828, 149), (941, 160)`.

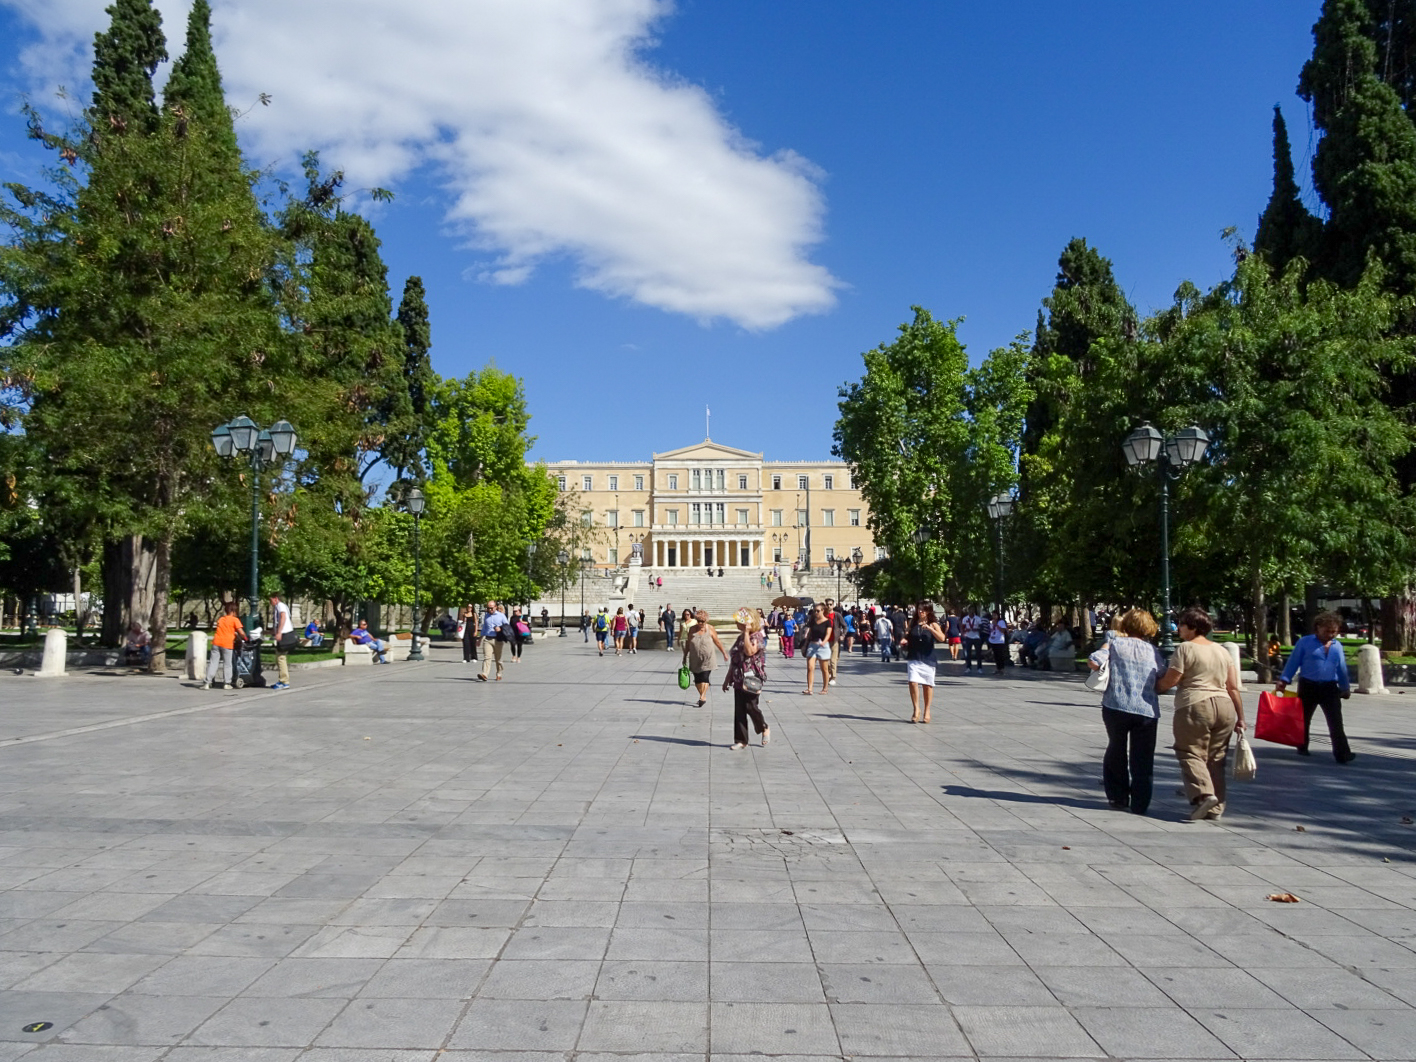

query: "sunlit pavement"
(0, 638), (1413, 1059)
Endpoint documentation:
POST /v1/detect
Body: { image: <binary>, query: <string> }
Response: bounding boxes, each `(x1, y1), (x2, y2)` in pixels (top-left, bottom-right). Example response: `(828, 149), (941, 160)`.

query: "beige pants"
(827, 636), (840, 680)
(276, 650), (290, 684)
(1172, 694), (1236, 813)
(480, 638), (504, 678)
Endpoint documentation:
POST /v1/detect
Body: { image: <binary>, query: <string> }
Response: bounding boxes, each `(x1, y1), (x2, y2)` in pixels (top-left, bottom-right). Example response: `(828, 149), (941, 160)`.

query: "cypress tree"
(1254, 106), (1323, 272)
(1299, 0), (1416, 292)
(89, 0), (167, 134)
(385, 275), (436, 483)
(164, 0), (239, 162)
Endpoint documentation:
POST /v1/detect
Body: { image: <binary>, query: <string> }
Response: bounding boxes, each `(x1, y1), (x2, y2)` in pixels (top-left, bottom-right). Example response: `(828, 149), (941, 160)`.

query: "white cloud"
(3, 0), (838, 328)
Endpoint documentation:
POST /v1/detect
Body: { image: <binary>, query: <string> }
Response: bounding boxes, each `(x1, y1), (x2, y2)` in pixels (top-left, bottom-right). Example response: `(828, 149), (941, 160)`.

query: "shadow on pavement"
(630, 734), (714, 747)
(816, 713), (903, 724)
(942, 783), (1103, 811)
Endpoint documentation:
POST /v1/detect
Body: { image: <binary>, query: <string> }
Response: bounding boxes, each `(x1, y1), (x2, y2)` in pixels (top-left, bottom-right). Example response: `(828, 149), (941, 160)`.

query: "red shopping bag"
(1255, 690), (1305, 746)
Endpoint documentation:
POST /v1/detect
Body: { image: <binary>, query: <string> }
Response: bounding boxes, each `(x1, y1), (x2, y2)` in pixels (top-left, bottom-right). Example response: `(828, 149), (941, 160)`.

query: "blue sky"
(1, 1), (1324, 462)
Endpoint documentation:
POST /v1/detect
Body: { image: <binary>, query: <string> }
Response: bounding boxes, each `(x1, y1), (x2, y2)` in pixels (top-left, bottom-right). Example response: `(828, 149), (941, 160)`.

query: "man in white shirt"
(270, 593), (295, 690)
(961, 606), (983, 674)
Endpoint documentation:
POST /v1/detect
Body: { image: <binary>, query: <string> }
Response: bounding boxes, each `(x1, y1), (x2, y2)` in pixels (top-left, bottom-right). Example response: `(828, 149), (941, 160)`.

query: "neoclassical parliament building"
(544, 440), (883, 571)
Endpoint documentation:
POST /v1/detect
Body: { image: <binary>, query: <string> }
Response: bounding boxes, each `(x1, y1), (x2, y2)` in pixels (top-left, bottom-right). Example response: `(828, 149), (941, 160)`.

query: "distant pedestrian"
(508, 607), (528, 662)
(803, 603), (833, 695)
(725, 608), (770, 750)
(1088, 609), (1166, 815)
(594, 608), (610, 655)
(1156, 607), (1246, 820)
(612, 607), (629, 655)
(661, 604), (676, 650)
(780, 611), (796, 658)
(580, 609), (592, 643)
(461, 605), (478, 662)
(541, 606), (550, 629)
(904, 601), (946, 723)
(988, 612), (1009, 674)
(961, 606), (983, 673)
(944, 609), (962, 660)
(479, 601), (510, 681)
(201, 601), (246, 690)
(626, 604), (639, 654)
(1276, 612), (1355, 763)
(269, 593), (295, 690)
(874, 611), (893, 663)
(682, 609), (728, 707)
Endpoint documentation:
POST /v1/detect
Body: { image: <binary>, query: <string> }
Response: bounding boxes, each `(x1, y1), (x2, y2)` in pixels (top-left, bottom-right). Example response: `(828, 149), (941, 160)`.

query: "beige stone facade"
(544, 440), (882, 571)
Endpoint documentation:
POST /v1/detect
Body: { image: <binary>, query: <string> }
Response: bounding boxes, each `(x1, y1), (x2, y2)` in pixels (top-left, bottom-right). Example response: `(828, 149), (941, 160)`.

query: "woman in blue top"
(780, 613), (797, 659)
(1088, 609), (1167, 814)
(1276, 612), (1355, 762)
(841, 611), (857, 654)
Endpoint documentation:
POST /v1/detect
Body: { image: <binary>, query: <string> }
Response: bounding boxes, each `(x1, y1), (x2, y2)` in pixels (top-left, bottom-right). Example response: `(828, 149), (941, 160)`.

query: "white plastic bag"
(1231, 732), (1257, 782)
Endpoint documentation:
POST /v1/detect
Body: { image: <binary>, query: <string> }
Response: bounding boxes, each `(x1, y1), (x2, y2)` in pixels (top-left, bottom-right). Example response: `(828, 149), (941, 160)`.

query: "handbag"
(677, 666), (692, 690)
(1085, 661), (1109, 692)
(1255, 689), (1306, 746)
(1231, 732), (1257, 781)
(742, 672), (763, 693)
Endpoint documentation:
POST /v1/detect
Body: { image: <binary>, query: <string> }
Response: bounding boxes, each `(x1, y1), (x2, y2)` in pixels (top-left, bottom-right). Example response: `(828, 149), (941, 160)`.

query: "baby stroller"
(232, 636), (266, 688)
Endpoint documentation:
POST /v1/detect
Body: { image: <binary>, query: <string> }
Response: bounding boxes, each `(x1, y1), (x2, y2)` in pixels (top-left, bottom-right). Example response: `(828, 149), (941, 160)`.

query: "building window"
(582, 547), (592, 561)
(633, 510), (645, 527)
(849, 509), (861, 526)
(736, 509), (748, 525)
(715, 503), (726, 525)
(824, 474), (834, 490)
(582, 475), (593, 491)
(738, 474), (748, 490)
(822, 510), (835, 527)
(824, 547), (835, 561)
(607, 510), (619, 528)
(556, 475), (567, 491)
(667, 474), (678, 490)
(634, 475), (644, 490)
(773, 547), (782, 562)
(875, 546), (887, 561)
(715, 469), (726, 490)
(608, 548), (618, 564)
(580, 510), (592, 527)
(797, 474), (809, 490)
(691, 469), (701, 490)
(666, 509), (679, 526)
(771, 510), (783, 527)
(691, 503), (702, 525)
(772, 474), (782, 490)
(608, 475), (618, 491)
(796, 509), (807, 526)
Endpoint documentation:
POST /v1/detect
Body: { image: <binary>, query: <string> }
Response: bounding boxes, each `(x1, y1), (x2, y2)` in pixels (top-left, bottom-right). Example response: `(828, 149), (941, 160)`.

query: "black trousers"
(462, 628), (477, 661)
(509, 635), (524, 659)
(991, 641), (1009, 672)
(1298, 678), (1352, 760)
(1102, 707), (1157, 814)
(733, 688), (766, 745)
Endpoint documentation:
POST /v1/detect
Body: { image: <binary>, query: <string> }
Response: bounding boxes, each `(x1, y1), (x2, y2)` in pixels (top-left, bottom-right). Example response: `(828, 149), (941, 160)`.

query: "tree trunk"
(1380, 588), (1416, 652)
(1279, 591), (1291, 646)
(101, 535), (157, 647)
(148, 530), (173, 674)
(1253, 565), (1270, 684)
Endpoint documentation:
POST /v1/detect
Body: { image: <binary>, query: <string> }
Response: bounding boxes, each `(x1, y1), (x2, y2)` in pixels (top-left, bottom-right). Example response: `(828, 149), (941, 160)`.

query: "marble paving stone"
(829, 1002), (971, 1056)
(1310, 1008), (1416, 1060)
(501, 926), (613, 960)
(1070, 1005), (1237, 1058)
(1190, 1007), (1368, 1059)
(448, 999), (589, 1051)
(924, 964), (1058, 1006)
(478, 959), (600, 999)
(950, 1004), (1103, 1057)
(312, 997), (467, 1049)
(187, 996), (348, 1047)
(58, 993), (229, 1045)
(579, 1000), (709, 1053)
(707, 1002), (838, 1055)
(708, 961), (824, 1003)
(595, 959), (708, 1001)
(818, 962), (939, 1004)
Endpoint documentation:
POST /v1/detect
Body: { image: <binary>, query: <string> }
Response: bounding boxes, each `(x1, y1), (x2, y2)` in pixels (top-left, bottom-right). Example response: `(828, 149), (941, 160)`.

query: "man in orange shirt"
(202, 601), (246, 690)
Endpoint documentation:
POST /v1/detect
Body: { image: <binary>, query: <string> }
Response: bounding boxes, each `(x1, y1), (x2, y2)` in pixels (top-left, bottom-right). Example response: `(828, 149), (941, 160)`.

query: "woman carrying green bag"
(682, 609), (728, 707)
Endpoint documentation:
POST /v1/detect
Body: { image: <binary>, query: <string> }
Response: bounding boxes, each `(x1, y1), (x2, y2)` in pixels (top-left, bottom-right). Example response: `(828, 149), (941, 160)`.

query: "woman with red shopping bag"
(1275, 612), (1356, 763)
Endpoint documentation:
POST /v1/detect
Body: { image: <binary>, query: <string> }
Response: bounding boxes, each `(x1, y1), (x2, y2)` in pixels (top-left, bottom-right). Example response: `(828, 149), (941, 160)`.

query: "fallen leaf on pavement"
(1295, 826), (1306, 832)
(1266, 893), (1301, 903)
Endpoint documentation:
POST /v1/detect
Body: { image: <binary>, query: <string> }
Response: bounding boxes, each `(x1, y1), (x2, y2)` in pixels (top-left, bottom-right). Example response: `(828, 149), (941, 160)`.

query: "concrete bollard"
(1224, 642), (1243, 690)
(186, 631), (208, 681)
(36, 627), (67, 678)
(1357, 643), (1389, 695)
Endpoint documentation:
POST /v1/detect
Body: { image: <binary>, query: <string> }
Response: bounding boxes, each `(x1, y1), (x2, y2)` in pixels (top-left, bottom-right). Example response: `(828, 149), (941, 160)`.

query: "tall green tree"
(1254, 106), (1323, 273)
(382, 275), (435, 484)
(89, 0), (166, 134)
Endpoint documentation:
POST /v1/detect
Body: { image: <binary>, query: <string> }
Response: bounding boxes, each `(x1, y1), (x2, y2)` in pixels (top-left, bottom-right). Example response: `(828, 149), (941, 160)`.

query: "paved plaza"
(0, 638), (1414, 1061)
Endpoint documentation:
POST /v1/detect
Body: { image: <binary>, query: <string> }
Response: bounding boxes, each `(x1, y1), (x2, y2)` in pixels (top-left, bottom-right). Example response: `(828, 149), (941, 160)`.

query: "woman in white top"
(987, 614), (1009, 674)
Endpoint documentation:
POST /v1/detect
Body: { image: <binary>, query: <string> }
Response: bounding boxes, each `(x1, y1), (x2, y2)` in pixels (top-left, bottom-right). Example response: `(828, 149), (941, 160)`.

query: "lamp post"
(211, 415), (296, 633)
(1122, 423), (1210, 655)
(405, 486), (426, 661)
(579, 554), (587, 625)
(985, 492), (1015, 619)
(557, 550), (569, 637)
(526, 540), (538, 615)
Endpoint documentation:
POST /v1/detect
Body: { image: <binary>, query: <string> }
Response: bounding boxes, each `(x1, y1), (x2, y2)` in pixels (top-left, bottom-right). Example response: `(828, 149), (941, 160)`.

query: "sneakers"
(729, 742), (747, 751)
(761, 727), (771, 747)
(199, 682), (210, 690)
(222, 684), (233, 690)
(1188, 794), (1221, 821)
(828, 679), (837, 686)
(270, 682), (289, 691)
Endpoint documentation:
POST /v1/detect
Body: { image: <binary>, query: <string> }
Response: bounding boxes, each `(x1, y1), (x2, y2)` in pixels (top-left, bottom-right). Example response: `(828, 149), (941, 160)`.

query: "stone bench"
(384, 633), (412, 663)
(343, 638), (374, 665)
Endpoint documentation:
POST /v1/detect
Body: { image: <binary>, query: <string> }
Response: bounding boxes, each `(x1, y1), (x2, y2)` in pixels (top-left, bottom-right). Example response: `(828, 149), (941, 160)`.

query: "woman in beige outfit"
(1156, 607), (1246, 821)
(682, 609), (728, 707)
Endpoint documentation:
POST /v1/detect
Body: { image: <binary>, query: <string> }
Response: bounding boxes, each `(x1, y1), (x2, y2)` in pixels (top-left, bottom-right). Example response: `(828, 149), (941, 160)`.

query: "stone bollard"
(1224, 641), (1243, 690)
(186, 631), (208, 681)
(1357, 643), (1389, 695)
(36, 627), (67, 678)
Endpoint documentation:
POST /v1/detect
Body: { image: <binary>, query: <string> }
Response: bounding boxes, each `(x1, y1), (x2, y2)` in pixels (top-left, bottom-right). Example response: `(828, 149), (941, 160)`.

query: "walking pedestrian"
(824, 598), (841, 686)
(682, 609), (728, 707)
(890, 605), (907, 662)
(540, 606), (550, 629)
(944, 609), (962, 661)
(781, 610), (796, 658)
(201, 600), (246, 690)
(269, 593), (295, 690)
(478, 601), (510, 681)
(803, 602), (834, 695)
(725, 608), (770, 750)
(661, 604), (676, 649)
(626, 604), (639, 654)
(988, 611), (1010, 674)
(593, 608), (610, 655)
(904, 601), (946, 723)
(874, 610), (893, 663)
(1087, 609), (1166, 815)
(461, 605), (478, 662)
(960, 606), (983, 672)
(581, 609), (592, 643)
(612, 606), (629, 655)
(1276, 611), (1356, 763)
(1156, 607), (1246, 820)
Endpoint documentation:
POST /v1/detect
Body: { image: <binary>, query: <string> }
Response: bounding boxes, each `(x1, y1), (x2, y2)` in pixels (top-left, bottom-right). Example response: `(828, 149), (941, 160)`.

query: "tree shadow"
(630, 734), (714, 747)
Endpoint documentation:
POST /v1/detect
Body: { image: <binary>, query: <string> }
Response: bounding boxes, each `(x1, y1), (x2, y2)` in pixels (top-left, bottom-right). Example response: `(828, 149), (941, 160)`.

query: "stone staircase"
(532, 569), (786, 623)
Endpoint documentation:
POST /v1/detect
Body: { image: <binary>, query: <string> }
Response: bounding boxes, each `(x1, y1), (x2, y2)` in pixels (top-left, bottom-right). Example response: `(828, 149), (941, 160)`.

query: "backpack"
(594, 613), (608, 633)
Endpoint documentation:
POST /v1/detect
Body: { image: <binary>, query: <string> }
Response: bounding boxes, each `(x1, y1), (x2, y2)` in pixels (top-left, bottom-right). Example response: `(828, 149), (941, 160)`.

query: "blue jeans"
(878, 637), (892, 662)
(963, 637), (984, 669)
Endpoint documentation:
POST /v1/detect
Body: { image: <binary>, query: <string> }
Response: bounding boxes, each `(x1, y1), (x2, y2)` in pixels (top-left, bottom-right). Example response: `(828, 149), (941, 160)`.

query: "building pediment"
(653, 439), (762, 462)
